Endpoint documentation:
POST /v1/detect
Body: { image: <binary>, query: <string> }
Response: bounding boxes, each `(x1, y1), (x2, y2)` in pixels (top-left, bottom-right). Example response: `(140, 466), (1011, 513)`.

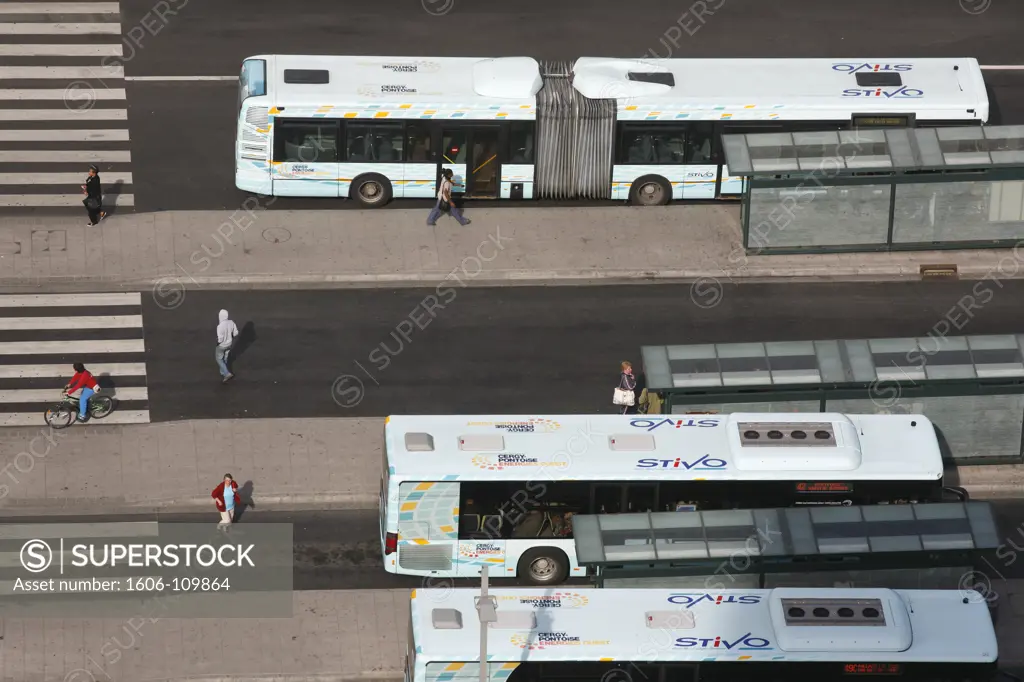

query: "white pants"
(219, 509), (234, 524)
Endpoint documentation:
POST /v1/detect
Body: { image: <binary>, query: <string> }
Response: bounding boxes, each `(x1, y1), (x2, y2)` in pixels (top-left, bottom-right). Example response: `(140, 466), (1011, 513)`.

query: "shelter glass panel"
(670, 401), (821, 414)
(747, 185), (890, 249)
(825, 394), (1024, 463)
(892, 180), (1024, 244)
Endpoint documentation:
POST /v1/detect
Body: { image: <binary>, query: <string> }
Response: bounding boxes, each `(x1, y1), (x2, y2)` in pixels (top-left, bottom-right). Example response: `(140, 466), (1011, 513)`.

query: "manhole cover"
(262, 227), (291, 243)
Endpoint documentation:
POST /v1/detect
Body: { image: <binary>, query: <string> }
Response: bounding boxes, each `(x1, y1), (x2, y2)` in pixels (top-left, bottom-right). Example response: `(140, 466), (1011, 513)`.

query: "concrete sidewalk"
(1, 206), (1023, 292)
(2, 585), (1023, 682)
(0, 418), (1021, 517)
(0, 589), (410, 682)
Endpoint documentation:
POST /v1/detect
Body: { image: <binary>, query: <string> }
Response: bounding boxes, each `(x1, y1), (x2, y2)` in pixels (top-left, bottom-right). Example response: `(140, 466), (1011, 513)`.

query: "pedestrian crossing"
(0, 0), (133, 213)
(0, 292), (149, 427)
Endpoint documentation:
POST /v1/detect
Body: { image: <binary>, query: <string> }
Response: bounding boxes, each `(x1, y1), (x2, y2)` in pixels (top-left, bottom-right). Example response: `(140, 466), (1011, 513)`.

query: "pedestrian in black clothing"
(82, 165), (106, 226)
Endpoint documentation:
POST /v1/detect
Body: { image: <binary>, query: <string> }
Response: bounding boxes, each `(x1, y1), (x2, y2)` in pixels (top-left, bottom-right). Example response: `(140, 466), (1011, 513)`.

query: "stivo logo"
(675, 633), (773, 650)
(667, 594), (762, 606)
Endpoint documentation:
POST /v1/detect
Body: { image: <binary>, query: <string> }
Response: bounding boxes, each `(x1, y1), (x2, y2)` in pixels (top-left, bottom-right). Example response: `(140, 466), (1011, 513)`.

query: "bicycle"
(44, 390), (115, 429)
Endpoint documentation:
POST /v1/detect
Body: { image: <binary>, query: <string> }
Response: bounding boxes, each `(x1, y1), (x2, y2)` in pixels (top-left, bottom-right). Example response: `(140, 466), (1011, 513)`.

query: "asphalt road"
(119, 0), (1022, 77)
(142, 281), (1024, 421)
(4, 503), (1023, 591)
(118, 0), (1024, 211)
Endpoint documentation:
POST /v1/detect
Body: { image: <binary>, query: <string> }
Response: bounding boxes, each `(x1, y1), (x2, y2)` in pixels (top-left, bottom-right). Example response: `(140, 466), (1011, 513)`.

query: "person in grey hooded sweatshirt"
(216, 309), (239, 383)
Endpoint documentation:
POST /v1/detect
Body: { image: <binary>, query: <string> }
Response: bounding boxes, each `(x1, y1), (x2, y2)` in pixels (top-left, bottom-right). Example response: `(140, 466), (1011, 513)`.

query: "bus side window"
(406, 124), (434, 162)
(594, 484), (623, 513)
(509, 122), (534, 163)
(686, 124), (714, 164)
(442, 130), (467, 164)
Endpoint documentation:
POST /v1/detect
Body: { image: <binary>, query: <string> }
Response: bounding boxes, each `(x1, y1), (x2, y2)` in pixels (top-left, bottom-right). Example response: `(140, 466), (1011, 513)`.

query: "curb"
(0, 263), (1015, 293)
(152, 674), (402, 682)
(0, 493), (378, 518)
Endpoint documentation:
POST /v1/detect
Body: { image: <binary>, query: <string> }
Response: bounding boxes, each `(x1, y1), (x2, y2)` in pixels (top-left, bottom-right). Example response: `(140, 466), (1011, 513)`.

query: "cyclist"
(65, 362), (100, 422)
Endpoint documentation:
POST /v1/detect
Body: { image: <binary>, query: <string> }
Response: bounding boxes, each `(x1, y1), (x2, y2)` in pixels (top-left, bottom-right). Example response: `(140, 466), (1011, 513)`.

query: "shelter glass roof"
(572, 502), (998, 566)
(722, 125), (1024, 175)
(641, 334), (1024, 391)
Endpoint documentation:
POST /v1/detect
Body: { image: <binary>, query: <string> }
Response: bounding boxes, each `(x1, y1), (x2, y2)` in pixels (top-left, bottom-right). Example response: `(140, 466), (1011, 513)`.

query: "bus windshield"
(239, 59), (266, 110)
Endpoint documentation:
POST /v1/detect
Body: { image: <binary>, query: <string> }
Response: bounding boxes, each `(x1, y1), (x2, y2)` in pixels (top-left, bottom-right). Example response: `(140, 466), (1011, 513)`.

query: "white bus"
(407, 587), (1001, 682)
(236, 55), (542, 205)
(380, 413), (964, 585)
(237, 56), (989, 207)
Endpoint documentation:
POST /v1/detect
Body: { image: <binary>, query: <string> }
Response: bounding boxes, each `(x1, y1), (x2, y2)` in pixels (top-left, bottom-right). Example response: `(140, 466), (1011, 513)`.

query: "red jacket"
(212, 480), (239, 511)
(67, 370), (99, 393)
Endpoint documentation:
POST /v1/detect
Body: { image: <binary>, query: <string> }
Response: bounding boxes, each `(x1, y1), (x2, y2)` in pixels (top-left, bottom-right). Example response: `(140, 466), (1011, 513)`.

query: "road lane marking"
(0, 339), (145, 355)
(0, 194), (133, 207)
(0, 363), (146, 378)
(0, 22), (122, 34)
(0, 172), (132, 184)
(0, 409), (150, 426)
(0, 315), (142, 330)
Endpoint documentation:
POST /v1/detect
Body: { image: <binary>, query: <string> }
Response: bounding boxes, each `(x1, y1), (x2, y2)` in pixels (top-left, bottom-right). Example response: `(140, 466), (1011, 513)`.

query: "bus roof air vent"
(738, 422), (835, 447)
(458, 434), (505, 452)
(855, 72), (902, 87)
(646, 610), (695, 629)
(627, 72), (675, 87)
(432, 608), (463, 629)
(492, 611), (537, 629)
(782, 598), (886, 626)
(609, 434), (656, 451)
(405, 432), (435, 452)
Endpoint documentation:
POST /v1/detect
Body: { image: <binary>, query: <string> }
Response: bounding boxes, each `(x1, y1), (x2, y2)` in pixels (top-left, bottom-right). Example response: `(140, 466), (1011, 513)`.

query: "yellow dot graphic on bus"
(510, 634), (542, 650)
(554, 592), (589, 608)
(471, 455), (500, 470)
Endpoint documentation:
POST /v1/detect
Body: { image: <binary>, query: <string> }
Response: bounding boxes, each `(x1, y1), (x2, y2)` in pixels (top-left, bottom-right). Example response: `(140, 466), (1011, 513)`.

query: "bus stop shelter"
(572, 503), (1001, 618)
(721, 125), (1024, 254)
(640, 333), (1024, 464)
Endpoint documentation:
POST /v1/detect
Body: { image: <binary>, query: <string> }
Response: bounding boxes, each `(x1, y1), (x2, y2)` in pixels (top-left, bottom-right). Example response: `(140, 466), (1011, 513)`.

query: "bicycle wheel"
(44, 403), (74, 429)
(89, 395), (114, 419)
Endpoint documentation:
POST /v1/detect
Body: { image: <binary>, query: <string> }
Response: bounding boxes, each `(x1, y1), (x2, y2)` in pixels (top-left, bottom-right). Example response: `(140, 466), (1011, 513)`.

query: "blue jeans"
(427, 199), (468, 225)
(79, 387), (94, 419)
(215, 345), (231, 377)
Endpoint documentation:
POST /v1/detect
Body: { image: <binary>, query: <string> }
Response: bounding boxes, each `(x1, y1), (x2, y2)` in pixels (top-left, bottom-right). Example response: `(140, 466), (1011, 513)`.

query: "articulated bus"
(379, 413), (967, 585)
(407, 587), (1005, 682)
(236, 56), (989, 207)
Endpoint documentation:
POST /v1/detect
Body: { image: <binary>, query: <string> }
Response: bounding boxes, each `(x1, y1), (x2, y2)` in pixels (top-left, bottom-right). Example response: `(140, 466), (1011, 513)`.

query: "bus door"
(682, 123), (718, 200)
(714, 122), (748, 198)
(395, 482), (460, 577)
(440, 126), (501, 199)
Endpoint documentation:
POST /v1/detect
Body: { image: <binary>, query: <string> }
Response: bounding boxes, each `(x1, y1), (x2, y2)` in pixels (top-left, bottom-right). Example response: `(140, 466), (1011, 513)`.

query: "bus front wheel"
(518, 547), (569, 585)
(629, 176), (671, 206)
(351, 173), (393, 208)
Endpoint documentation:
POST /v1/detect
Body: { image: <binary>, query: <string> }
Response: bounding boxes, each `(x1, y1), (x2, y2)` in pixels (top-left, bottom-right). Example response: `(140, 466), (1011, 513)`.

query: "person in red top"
(212, 473), (240, 528)
(65, 362), (100, 422)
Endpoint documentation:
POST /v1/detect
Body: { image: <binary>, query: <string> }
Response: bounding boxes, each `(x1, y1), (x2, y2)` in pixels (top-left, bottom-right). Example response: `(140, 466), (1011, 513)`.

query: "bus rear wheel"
(351, 173), (393, 208)
(629, 176), (671, 206)
(518, 547), (569, 585)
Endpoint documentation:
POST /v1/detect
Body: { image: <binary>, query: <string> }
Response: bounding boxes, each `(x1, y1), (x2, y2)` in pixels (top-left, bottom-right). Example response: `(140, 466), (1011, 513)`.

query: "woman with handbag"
(82, 164), (106, 226)
(613, 361), (638, 414)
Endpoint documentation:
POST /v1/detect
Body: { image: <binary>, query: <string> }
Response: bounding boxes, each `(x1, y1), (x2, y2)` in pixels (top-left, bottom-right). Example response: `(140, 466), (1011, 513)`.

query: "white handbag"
(613, 387), (635, 406)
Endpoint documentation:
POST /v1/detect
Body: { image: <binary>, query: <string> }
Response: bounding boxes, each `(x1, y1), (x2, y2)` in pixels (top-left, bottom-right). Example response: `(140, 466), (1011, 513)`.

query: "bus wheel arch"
(517, 547), (569, 585)
(629, 175), (672, 206)
(350, 173), (393, 208)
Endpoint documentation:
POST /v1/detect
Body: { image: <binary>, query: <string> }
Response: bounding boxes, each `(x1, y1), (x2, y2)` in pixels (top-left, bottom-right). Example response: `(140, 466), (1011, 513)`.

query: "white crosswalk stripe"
(0, 2), (132, 214)
(0, 292), (149, 427)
